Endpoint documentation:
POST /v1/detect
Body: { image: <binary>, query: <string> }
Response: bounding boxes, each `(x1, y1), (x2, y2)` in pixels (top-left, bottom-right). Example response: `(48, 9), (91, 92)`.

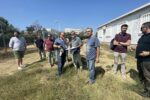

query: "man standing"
(113, 24), (131, 79)
(136, 22), (150, 97)
(9, 32), (27, 70)
(86, 28), (100, 84)
(71, 31), (83, 70)
(53, 32), (67, 76)
(136, 25), (147, 83)
(35, 35), (46, 60)
(44, 34), (54, 67)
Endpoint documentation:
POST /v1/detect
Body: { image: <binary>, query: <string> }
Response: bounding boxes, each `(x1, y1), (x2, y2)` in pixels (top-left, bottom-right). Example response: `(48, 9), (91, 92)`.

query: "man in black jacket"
(35, 35), (46, 60)
(136, 22), (150, 97)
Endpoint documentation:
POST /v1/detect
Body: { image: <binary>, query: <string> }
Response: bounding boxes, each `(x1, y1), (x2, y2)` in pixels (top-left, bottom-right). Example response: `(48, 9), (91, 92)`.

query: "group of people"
(111, 22), (150, 97)
(9, 22), (150, 97)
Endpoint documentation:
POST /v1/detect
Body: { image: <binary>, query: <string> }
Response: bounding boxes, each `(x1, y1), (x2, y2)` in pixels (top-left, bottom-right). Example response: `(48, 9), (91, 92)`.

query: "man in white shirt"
(9, 32), (27, 70)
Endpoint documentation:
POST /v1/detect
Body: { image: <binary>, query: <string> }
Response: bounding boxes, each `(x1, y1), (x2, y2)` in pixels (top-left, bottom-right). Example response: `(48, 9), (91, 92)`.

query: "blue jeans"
(87, 59), (95, 82)
(57, 51), (66, 75)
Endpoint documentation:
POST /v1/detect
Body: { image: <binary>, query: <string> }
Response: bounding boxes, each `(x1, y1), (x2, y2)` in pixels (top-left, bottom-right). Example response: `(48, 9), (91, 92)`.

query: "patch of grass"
(0, 44), (148, 100)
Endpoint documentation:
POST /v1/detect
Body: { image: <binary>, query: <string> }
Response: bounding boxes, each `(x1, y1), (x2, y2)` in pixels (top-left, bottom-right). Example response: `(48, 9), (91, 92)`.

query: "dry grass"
(0, 44), (149, 100)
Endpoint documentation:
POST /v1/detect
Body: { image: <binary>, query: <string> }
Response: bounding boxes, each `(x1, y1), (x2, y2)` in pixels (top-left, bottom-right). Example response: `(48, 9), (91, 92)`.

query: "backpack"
(110, 38), (116, 51)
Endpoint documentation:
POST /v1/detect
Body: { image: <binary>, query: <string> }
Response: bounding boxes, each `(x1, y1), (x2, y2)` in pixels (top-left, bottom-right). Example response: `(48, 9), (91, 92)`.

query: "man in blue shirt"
(86, 28), (100, 84)
(53, 32), (67, 76)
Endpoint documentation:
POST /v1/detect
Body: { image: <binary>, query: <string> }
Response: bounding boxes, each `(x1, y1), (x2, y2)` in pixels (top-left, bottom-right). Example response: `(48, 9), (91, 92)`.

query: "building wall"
(97, 6), (150, 44)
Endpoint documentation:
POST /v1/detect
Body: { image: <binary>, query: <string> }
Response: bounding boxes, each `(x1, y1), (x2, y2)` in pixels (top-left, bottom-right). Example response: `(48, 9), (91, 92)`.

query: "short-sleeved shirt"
(35, 38), (44, 50)
(71, 36), (82, 54)
(54, 38), (67, 53)
(114, 33), (131, 53)
(136, 33), (150, 61)
(71, 36), (82, 47)
(44, 39), (54, 52)
(86, 36), (100, 60)
(9, 36), (26, 51)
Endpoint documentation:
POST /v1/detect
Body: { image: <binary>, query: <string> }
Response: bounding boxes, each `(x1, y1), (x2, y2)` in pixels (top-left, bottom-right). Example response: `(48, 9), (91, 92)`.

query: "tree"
(0, 17), (18, 53)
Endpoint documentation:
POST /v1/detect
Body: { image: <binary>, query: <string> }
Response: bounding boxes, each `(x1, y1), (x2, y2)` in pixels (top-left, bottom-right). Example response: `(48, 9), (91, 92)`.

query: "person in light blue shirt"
(86, 27), (100, 84)
(9, 32), (27, 70)
(53, 32), (67, 76)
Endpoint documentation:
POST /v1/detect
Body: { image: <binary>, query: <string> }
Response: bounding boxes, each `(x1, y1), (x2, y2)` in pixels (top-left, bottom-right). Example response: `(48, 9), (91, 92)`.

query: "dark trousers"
(57, 52), (66, 75)
(141, 61), (150, 91)
(137, 60), (145, 82)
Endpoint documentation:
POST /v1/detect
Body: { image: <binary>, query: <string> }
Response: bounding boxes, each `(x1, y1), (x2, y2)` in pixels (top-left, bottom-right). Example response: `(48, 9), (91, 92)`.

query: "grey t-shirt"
(9, 37), (27, 51)
(71, 36), (82, 48)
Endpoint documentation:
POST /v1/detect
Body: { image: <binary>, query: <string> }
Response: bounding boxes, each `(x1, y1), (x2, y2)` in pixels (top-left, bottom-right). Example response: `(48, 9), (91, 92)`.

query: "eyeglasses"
(86, 31), (91, 32)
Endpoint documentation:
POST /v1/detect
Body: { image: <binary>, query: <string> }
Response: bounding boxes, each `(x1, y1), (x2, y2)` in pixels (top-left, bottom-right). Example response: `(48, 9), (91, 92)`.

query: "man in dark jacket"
(136, 22), (150, 97)
(35, 35), (46, 60)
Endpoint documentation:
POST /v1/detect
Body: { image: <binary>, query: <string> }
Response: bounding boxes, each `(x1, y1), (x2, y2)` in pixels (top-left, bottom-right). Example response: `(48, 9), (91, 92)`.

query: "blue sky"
(0, 0), (149, 31)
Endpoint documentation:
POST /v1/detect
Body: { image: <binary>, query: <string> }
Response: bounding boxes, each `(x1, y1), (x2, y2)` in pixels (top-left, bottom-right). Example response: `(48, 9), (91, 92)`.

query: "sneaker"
(20, 65), (26, 68)
(18, 67), (22, 70)
(80, 66), (83, 70)
(88, 80), (95, 85)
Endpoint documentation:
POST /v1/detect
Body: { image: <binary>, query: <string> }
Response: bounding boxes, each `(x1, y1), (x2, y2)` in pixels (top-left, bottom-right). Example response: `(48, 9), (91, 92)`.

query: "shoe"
(122, 75), (126, 79)
(18, 67), (23, 70)
(88, 80), (95, 85)
(20, 65), (26, 68)
(80, 66), (83, 71)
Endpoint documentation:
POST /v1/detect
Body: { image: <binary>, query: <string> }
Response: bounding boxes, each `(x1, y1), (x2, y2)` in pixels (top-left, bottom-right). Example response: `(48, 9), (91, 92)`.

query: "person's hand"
(120, 42), (124, 45)
(96, 58), (100, 63)
(57, 45), (61, 48)
(139, 51), (150, 57)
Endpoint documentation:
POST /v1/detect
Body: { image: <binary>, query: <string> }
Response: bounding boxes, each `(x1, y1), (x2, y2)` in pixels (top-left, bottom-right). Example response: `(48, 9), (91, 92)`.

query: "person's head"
(86, 27), (93, 38)
(121, 24), (128, 33)
(37, 35), (41, 39)
(48, 34), (52, 40)
(71, 31), (77, 39)
(14, 31), (20, 37)
(141, 22), (150, 34)
(60, 32), (65, 39)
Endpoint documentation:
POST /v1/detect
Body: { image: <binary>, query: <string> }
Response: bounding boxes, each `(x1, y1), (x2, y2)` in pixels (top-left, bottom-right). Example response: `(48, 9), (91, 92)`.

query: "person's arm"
(139, 51), (150, 57)
(95, 38), (100, 63)
(23, 37), (27, 51)
(120, 40), (131, 46)
(9, 38), (14, 49)
(53, 39), (61, 48)
(113, 35), (120, 46)
(96, 47), (100, 63)
(120, 35), (131, 46)
(77, 38), (83, 48)
(43, 40), (46, 50)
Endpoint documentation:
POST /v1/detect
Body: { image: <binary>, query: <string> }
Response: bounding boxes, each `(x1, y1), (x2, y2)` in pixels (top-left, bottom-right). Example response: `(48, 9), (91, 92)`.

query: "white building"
(64, 28), (84, 34)
(97, 2), (150, 44)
